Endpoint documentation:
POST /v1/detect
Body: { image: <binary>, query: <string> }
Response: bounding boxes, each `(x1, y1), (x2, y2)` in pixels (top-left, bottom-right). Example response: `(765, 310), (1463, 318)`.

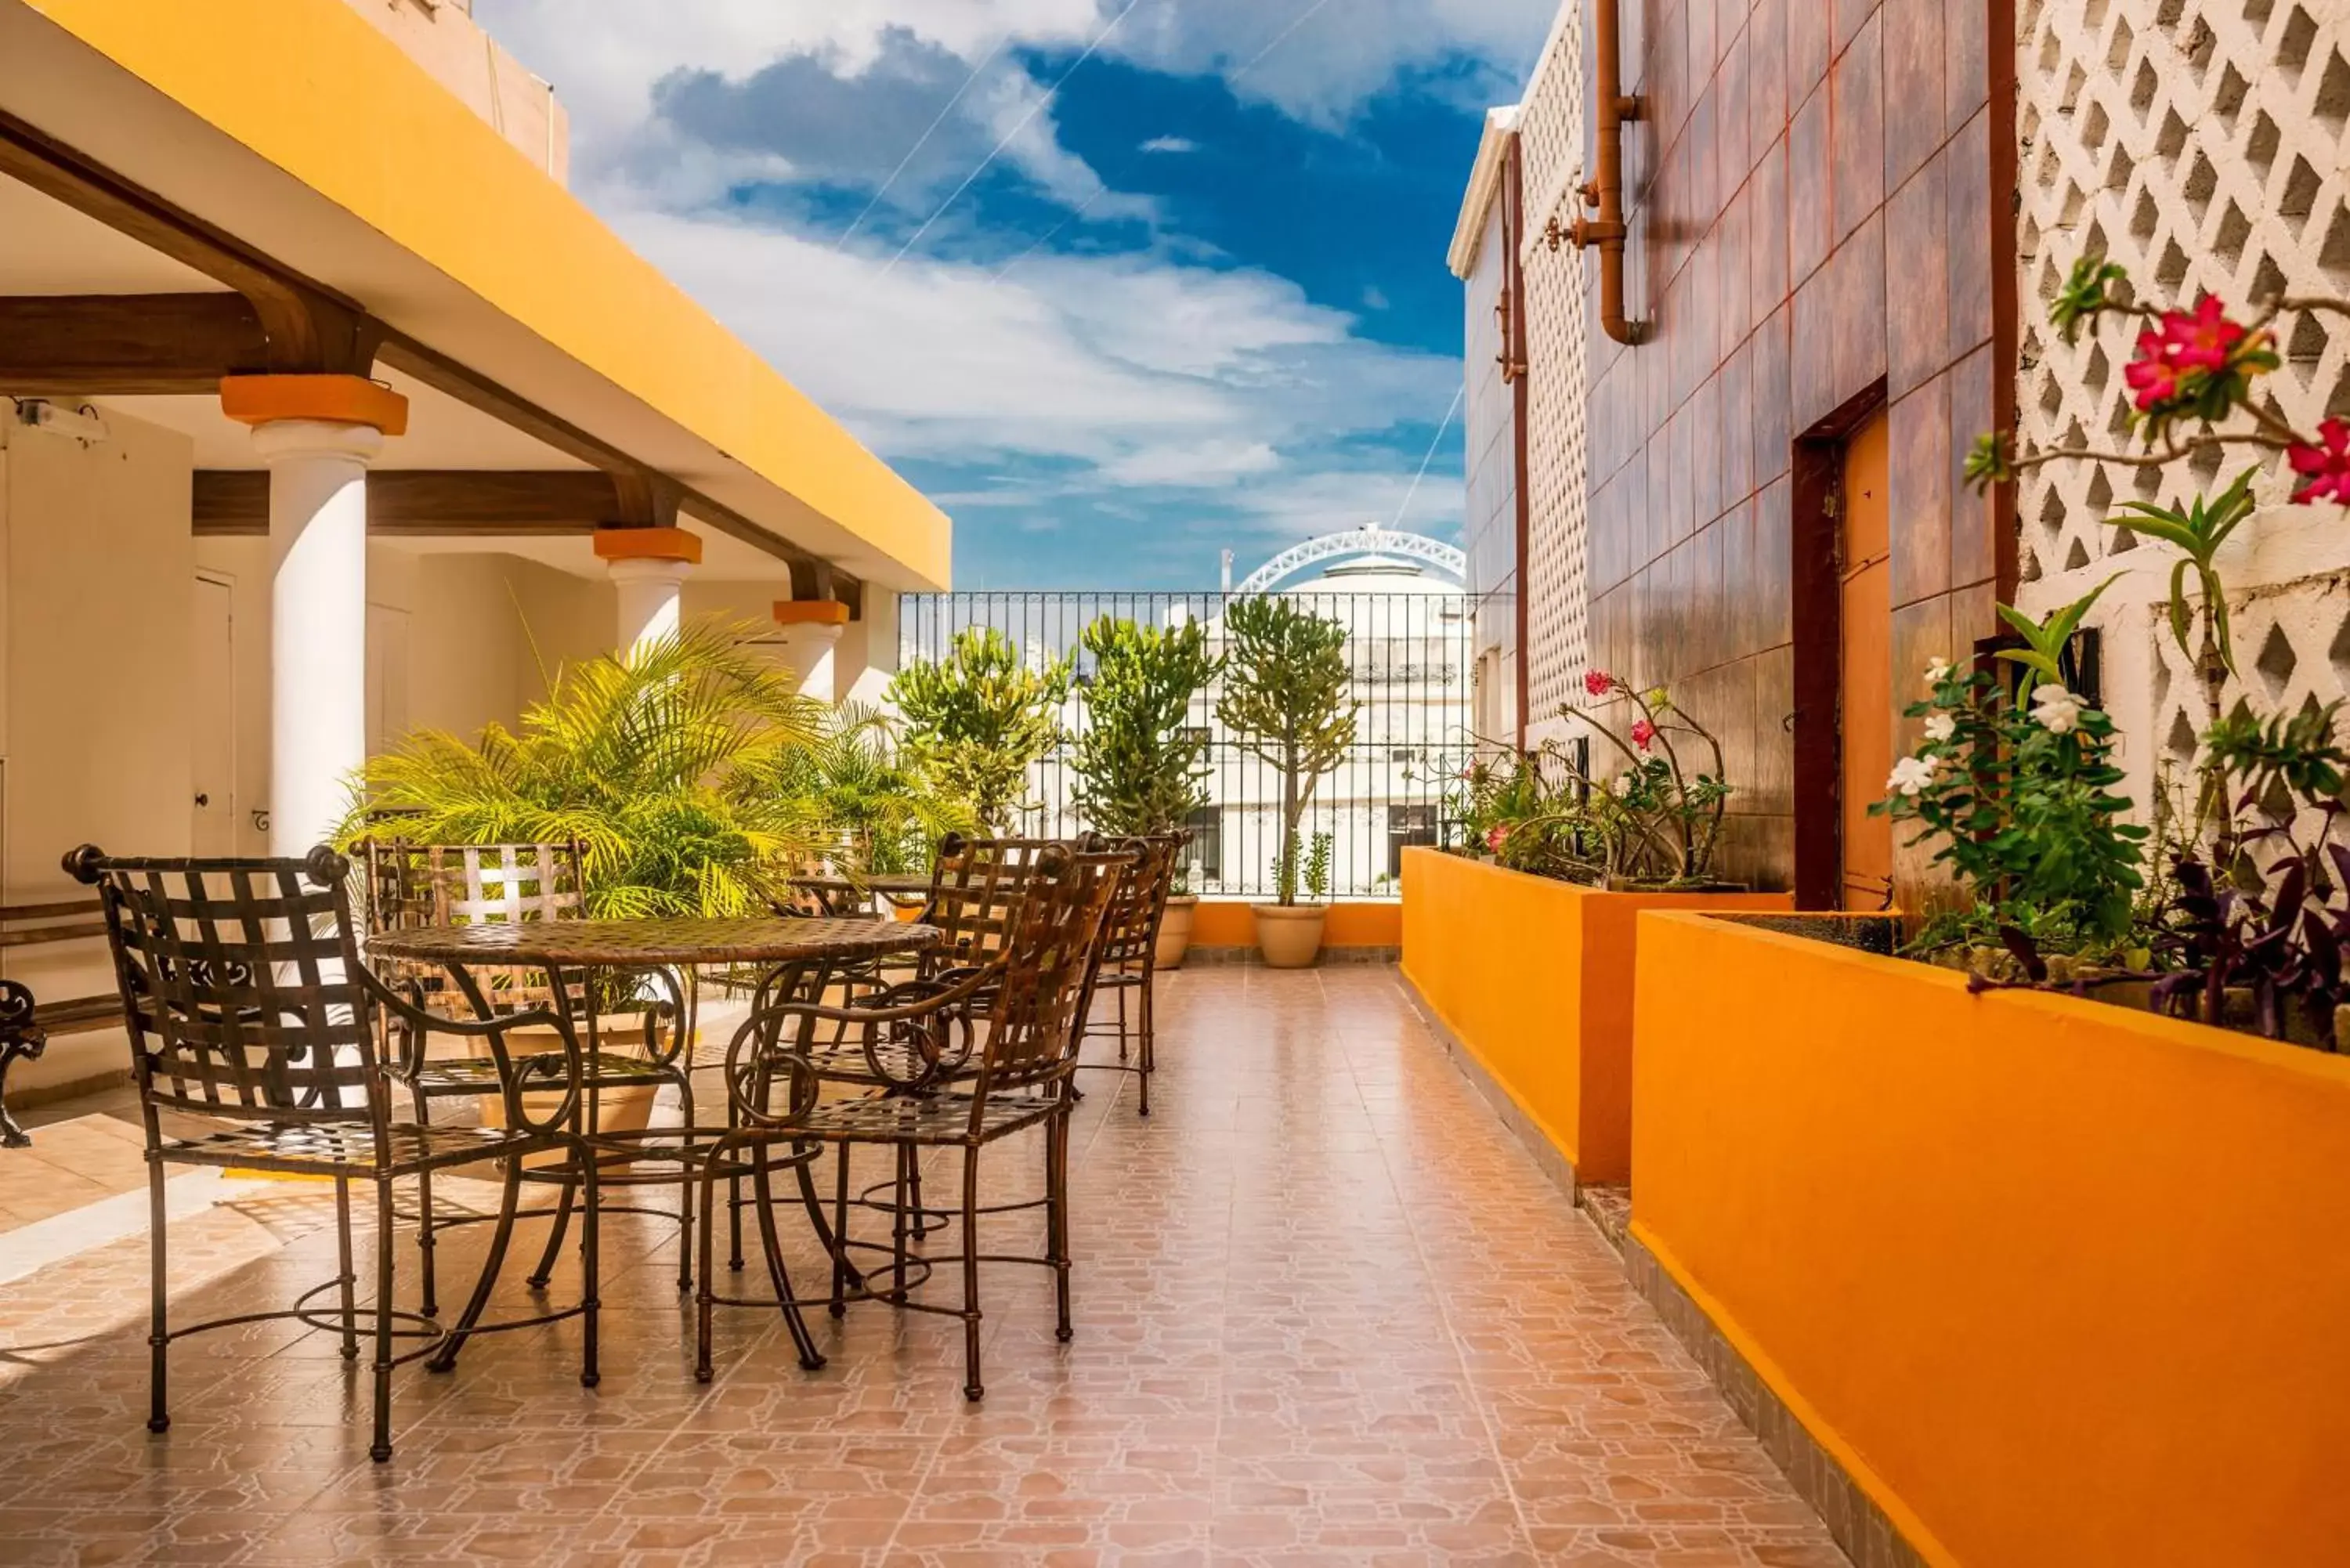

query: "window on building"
(1388, 804), (1438, 876)
(1183, 804), (1223, 887)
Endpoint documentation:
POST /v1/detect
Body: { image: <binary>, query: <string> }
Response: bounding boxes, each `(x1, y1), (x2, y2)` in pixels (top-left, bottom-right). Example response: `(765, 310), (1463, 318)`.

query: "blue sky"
(478, 1), (1557, 589)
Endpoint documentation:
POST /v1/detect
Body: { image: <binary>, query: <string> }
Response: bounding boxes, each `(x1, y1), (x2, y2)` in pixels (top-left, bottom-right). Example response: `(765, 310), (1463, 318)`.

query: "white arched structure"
(1236, 525), (1467, 594)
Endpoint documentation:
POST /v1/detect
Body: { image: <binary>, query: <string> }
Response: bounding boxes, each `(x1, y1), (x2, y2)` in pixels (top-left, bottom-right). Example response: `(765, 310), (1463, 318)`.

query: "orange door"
(1838, 412), (1894, 910)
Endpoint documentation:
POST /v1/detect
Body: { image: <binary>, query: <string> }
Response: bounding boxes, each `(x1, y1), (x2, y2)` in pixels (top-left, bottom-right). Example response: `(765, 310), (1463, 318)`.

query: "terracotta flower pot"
(1155, 894), (1198, 970)
(1250, 903), (1327, 969)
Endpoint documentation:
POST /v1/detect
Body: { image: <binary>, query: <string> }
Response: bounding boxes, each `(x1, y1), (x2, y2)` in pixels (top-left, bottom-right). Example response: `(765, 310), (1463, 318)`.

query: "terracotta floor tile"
(0, 966), (1846, 1566)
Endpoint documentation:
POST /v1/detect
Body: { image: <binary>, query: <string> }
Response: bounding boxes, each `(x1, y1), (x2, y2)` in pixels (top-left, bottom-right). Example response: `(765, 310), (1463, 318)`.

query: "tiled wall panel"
(1571, 0), (2005, 891)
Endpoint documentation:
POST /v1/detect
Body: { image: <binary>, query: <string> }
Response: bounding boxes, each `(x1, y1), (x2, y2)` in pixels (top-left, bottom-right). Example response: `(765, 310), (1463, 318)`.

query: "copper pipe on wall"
(1552, 0), (1646, 345)
(1501, 137), (1533, 750)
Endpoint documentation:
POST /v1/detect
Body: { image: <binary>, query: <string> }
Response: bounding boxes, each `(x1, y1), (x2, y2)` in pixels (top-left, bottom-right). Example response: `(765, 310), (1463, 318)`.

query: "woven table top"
(368, 916), (938, 968)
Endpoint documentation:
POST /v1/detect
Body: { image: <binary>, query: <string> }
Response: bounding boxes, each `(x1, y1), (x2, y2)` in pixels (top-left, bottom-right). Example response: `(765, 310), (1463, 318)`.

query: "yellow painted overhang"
(5, 0), (950, 590)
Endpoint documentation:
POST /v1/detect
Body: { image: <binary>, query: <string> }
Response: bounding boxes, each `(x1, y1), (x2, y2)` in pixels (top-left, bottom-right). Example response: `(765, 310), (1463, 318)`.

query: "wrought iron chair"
(67, 844), (599, 1464)
(693, 843), (1126, 1396)
(363, 840), (697, 1304)
(1071, 833), (1180, 1116)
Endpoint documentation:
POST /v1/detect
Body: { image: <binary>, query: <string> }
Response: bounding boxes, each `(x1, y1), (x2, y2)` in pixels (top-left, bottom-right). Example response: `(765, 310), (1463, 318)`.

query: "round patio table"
(367, 915), (941, 1366)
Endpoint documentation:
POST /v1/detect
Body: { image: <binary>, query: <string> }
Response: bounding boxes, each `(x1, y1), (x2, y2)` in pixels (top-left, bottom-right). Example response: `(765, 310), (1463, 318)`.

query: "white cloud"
(613, 202), (1452, 471)
(1139, 135), (1198, 154)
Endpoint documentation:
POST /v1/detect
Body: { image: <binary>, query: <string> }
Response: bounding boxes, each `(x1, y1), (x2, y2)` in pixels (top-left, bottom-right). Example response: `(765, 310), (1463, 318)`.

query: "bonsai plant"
(1069, 613), (1222, 967)
(1216, 597), (1358, 967)
(887, 626), (1073, 833)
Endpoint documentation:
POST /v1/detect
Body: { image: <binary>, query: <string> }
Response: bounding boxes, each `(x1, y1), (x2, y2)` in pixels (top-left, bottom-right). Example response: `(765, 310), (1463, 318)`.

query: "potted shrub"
(348, 618), (828, 1137)
(1216, 597), (1358, 968)
(1068, 613), (1222, 968)
(887, 626), (1072, 833)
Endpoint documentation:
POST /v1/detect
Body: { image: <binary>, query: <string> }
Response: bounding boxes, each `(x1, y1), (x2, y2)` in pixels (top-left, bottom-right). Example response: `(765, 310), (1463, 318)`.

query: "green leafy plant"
(1560, 673), (1734, 887)
(1443, 748), (1601, 880)
(1303, 832), (1333, 902)
(747, 703), (974, 875)
(1871, 587), (2147, 970)
(345, 619), (826, 918)
(1217, 598), (1359, 905)
(888, 627), (1073, 833)
(1070, 615), (1222, 837)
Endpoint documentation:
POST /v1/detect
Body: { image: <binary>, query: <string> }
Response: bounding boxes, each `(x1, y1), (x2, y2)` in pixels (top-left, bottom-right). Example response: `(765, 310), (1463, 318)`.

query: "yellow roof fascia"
(23, 0), (949, 589)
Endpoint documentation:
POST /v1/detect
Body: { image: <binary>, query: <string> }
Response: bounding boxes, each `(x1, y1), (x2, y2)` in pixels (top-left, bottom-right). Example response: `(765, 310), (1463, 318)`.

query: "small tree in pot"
(1217, 598), (1358, 967)
(1071, 614), (1223, 966)
(888, 627), (1073, 833)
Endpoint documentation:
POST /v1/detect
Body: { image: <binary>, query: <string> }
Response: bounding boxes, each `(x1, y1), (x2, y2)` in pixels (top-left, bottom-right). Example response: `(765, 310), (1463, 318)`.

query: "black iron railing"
(898, 591), (1480, 900)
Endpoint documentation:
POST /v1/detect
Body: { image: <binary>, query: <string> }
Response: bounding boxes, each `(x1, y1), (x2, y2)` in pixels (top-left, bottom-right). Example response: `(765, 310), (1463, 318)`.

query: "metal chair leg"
(370, 1175), (397, 1462)
(146, 1158), (170, 1434)
(333, 1176), (360, 1361)
(524, 1179), (576, 1289)
(673, 1070), (696, 1295)
(752, 1153), (826, 1371)
(960, 1145), (984, 1402)
(428, 1156), (524, 1373)
(409, 1084), (439, 1317)
(580, 1140), (602, 1389)
(830, 1146), (851, 1318)
(1138, 981), (1155, 1118)
(694, 1150), (723, 1384)
(1047, 1113), (1072, 1342)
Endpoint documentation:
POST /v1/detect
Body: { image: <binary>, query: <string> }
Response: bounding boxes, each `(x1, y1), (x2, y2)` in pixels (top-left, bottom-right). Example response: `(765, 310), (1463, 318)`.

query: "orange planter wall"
(1188, 901), (1400, 948)
(1400, 847), (1789, 1183)
(1632, 911), (2350, 1568)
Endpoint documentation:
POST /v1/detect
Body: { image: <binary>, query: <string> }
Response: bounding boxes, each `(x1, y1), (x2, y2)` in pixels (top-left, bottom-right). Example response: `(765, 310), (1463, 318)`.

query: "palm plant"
(888, 627), (1073, 833)
(345, 619), (827, 918)
(747, 703), (974, 875)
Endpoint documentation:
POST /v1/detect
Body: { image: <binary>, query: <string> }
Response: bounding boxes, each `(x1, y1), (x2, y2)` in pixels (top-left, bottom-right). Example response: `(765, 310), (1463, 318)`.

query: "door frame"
(1790, 379), (1888, 911)
(191, 568), (237, 854)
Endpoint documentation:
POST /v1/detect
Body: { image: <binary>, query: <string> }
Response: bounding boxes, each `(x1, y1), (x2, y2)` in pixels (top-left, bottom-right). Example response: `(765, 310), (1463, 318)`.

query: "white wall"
(2, 405), (196, 1094)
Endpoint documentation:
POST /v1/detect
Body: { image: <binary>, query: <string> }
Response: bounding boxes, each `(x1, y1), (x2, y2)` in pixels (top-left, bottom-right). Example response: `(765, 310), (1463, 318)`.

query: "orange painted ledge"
(1631, 909), (2350, 1568)
(219, 374), (410, 435)
(593, 526), (703, 565)
(1186, 900), (1398, 949)
(1398, 847), (1788, 1184)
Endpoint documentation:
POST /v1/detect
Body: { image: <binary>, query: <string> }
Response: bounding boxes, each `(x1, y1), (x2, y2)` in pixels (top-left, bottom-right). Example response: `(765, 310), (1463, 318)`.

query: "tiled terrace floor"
(0, 965), (1846, 1566)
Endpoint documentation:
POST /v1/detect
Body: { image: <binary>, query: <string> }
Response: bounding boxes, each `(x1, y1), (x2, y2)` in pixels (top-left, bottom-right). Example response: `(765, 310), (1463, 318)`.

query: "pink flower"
(1485, 825), (1509, 854)
(1584, 669), (1617, 697)
(2126, 295), (2261, 413)
(2290, 417), (2350, 505)
(1630, 718), (1658, 751)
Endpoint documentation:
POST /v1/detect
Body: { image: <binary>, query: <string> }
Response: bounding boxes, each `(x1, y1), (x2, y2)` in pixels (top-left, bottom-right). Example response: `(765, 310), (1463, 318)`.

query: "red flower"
(1584, 669), (1618, 697)
(1630, 718), (1658, 751)
(2290, 417), (2350, 505)
(2126, 295), (2258, 413)
(1485, 825), (1509, 854)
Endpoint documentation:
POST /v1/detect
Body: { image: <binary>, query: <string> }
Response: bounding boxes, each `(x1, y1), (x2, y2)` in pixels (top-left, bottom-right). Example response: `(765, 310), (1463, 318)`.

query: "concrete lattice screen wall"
(1516, 11), (1596, 746)
(2015, 0), (2350, 826)
(1578, 0), (2006, 893)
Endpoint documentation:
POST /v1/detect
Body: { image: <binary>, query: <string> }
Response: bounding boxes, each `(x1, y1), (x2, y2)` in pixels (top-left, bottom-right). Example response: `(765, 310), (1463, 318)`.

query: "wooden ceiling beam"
(0, 293), (267, 395)
(194, 469), (634, 537)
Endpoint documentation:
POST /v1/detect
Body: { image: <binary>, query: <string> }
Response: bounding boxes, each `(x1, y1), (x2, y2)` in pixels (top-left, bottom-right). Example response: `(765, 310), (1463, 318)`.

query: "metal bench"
(0, 898), (123, 1147)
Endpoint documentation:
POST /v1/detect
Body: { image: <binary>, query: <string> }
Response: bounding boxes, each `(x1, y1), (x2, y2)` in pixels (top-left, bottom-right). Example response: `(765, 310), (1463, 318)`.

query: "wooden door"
(190, 574), (237, 856)
(1838, 412), (1894, 910)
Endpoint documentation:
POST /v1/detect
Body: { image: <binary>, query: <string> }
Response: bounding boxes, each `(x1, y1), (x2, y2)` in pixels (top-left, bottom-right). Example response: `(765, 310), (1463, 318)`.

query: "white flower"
(1887, 755), (1941, 798)
(1923, 714), (1957, 743)
(1925, 657), (1954, 685)
(2030, 683), (2083, 735)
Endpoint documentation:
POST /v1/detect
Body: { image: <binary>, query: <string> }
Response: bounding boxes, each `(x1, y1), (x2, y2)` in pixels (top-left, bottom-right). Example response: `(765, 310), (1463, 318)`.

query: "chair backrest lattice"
(919, 835), (1064, 978)
(1087, 834), (1179, 975)
(972, 847), (1127, 1093)
(363, 840), (584, 1017)
(70, 847), (385, 1127)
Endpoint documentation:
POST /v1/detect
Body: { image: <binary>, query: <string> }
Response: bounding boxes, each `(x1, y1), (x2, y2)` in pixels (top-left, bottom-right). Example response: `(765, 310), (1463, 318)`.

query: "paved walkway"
(0, 966), (1846, 1566)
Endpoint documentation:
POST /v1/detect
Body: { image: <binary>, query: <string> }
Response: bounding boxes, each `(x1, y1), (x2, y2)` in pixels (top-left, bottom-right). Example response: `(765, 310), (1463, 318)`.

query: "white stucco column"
(596, 527), (703, 655)
(773, 599), (850, 703)
(223, 375), (408, 858)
